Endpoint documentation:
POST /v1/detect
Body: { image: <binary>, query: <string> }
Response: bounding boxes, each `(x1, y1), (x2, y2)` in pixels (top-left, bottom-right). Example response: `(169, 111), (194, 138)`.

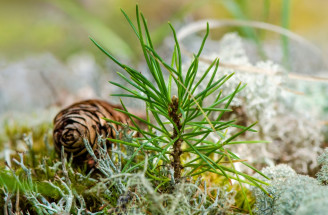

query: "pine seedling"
(90, 5), (269, 197)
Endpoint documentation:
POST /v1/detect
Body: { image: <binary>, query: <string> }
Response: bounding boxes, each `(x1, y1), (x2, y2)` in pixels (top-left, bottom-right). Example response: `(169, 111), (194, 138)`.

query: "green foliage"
(0, 136), (106, 214)
(0, 133), (253, 214)
(47, 0), (134, 59)
(219, 0), (292, 62)
(220, 0), (261, 44)
(91, 5), (268, 202)
(0, 5), (274, 214)
(281, 0), (291, 67)
(1, 119), (52, 152)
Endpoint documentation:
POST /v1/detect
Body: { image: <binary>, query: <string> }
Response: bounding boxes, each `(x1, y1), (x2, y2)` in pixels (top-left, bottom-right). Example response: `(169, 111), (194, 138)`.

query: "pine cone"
(53, 99), (133, 163)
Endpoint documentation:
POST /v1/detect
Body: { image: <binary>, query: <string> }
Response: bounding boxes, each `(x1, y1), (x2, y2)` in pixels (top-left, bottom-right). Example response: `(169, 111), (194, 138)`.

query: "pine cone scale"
(53, 99), (134, 163)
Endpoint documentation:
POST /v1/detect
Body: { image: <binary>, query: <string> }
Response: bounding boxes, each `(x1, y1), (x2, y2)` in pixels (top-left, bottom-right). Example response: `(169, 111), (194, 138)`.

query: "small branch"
(169, 96), (183, 180)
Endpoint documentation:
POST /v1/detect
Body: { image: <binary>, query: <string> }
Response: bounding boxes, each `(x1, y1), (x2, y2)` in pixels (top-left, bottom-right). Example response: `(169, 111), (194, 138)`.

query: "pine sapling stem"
(169, 96), (183, 180)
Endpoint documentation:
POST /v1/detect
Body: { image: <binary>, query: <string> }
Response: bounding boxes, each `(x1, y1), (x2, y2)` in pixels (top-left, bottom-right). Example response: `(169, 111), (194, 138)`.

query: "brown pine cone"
(53, 99), (134, 163)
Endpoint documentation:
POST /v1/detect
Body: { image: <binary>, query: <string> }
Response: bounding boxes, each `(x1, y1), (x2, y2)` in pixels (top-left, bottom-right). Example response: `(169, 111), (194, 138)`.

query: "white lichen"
(182, 32), (324, 174)
(252, 164), (328, 215)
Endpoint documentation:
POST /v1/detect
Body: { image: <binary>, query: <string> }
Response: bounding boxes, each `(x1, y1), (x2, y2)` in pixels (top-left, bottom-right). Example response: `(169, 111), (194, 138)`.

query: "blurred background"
(1, 0), (328, 112)
(1, 0), (328, 61)
(1, 0), (328, 174)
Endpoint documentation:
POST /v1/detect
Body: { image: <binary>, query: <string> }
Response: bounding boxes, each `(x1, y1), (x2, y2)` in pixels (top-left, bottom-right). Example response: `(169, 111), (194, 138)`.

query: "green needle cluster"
(90, 5), (269, 202)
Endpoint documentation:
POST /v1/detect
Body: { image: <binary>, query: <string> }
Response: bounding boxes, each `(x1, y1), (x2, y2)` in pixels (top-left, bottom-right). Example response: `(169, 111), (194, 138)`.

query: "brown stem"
(169, 96), (183, 180)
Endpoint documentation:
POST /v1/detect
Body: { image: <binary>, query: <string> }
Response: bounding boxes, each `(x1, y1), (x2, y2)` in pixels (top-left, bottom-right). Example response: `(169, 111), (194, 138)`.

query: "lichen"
(252, 164), (328, 215)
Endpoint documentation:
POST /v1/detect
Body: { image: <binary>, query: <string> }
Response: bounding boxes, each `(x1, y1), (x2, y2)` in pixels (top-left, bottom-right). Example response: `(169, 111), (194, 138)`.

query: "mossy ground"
(0, 118), (256, 214)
